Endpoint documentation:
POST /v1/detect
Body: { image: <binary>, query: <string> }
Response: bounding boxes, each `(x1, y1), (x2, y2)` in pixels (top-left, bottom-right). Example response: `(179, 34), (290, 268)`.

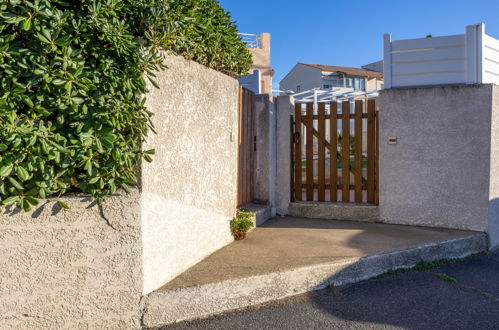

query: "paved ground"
(159, 217), (477, 291)
(159, 251), (499, 330)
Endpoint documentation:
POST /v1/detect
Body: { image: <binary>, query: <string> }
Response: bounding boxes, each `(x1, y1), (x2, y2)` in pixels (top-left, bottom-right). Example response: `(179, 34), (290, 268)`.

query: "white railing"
(239, 33), (261, 48)
(384, 23), (499, 88)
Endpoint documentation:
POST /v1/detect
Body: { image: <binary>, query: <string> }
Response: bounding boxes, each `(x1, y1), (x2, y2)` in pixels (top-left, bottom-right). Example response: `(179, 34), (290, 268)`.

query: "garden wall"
(141, 53), (240, 294)
(0, 191), (143, 329)
(0, 53), (241, 328)
(378, 84), (499, 247)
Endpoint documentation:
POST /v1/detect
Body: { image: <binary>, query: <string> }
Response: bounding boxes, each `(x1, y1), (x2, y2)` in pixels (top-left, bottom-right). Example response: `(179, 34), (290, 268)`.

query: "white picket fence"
(384, 23), (499, 88)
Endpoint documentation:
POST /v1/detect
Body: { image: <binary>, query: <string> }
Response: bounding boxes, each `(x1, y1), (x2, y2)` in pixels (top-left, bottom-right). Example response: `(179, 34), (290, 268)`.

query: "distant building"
(238, 33), (273, 94)
(279, 62), (383, 94)
(361, 60), (383, 74)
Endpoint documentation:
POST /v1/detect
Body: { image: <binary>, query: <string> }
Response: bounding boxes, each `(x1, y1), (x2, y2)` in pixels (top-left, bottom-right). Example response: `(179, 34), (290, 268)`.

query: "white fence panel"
(392, 60), (466, 76)
(483, 35), (499, 85)
(391, 34), (465, 51)
(391, 47), (465, 63)
(392, 72), (466, 88)
(483, 72), (499, 85)
(384, 23), (499, 88)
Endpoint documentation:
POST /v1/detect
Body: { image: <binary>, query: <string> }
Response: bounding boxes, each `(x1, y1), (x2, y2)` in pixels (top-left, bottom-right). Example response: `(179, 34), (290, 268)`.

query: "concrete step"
(141, 218), (486, 328)
(289, 201), (379, 221)
(241, 202), (272, 227)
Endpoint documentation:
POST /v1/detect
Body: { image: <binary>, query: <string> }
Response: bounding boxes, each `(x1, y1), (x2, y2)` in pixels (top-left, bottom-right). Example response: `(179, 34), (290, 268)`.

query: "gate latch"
(293, 132), (301, 144)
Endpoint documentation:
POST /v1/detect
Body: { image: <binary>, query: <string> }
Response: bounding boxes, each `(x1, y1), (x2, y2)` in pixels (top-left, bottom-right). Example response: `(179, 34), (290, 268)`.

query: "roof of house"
(300, 63), (383, 79)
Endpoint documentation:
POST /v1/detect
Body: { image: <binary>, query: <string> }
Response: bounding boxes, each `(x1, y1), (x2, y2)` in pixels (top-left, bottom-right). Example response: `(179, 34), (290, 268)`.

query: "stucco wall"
(0, 191), (142, 329)
(489, 85), (499, 250)
(141, 53), (239, 294)
(378, 85), (493, 232)
(275, 95), (294, 215)
(1, 53), (242, 328)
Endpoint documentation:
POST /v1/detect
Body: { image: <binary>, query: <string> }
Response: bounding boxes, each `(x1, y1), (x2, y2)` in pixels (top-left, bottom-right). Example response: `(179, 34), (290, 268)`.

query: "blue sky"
(219, 0), (499, 90)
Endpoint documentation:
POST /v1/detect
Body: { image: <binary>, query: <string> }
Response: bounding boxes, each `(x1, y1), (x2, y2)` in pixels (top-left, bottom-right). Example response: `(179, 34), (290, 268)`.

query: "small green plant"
(230, 210), (254, 240)
(376, 254), (488, 279)
(435, 273), (457, 283)
(413, 259), (453, 271)
(327, 283), (339, 295)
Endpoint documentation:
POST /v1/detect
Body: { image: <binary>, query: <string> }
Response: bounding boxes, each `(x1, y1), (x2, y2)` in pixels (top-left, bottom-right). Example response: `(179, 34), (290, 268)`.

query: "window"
(296, 85), (301, 92)
(350, 77), (365, 91)
(323, 84), (330, 89)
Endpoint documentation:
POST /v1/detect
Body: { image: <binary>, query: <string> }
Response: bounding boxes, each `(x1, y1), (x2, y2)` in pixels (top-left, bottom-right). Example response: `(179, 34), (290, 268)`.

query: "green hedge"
(0, 0), (251, 211)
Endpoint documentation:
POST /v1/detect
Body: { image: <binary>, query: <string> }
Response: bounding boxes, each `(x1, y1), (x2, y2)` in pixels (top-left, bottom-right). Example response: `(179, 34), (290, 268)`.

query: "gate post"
(275, 95), (294, 215)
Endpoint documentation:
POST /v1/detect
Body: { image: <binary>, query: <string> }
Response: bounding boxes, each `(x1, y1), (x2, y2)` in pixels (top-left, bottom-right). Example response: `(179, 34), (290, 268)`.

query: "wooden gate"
(237, 86), (255, 206)
(292, 99), (378, 204)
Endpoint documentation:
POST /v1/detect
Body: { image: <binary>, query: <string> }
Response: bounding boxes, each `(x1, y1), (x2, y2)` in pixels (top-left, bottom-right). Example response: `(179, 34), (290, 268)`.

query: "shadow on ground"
(153, 216), (493, 329)
(160, 252), (499, 330)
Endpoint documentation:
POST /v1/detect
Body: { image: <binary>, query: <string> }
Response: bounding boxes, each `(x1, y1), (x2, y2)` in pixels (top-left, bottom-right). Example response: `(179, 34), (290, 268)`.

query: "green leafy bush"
(0, 0), (250, 211)
(230, 210), (254, 240)
(134, 0), (252, 77)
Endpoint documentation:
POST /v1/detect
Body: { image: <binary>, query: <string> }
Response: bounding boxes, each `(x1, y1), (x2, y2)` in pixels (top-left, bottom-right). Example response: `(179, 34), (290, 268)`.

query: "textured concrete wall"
(378, 85), (493, 231)
(275, 95), (293, 215)
(254, 94), (278, 212)
(489, 85), (499, 250)
(0, 191), (142, 329)
(1, 53), (243, 328)
(269, 94), (277, 216)
(141, 53), (239, 293)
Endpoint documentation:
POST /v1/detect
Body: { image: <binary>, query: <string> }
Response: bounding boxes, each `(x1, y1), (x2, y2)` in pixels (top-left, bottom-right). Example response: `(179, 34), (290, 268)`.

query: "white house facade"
(280, 62), (383, 94)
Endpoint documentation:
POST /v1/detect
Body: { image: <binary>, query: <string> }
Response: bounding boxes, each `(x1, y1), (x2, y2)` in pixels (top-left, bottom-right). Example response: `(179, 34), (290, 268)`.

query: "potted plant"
(230, 210), (255, 240)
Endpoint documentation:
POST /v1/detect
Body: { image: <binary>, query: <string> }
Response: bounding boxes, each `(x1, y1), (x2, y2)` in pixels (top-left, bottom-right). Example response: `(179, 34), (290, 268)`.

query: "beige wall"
(0, 191), (143, 329)
(141, 53), (239, 294)
(366, 77), (383, 92)
(249, 33), (272, 94)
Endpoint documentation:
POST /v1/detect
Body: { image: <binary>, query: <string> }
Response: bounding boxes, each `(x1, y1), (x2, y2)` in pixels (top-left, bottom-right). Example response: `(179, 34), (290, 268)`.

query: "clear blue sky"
(219, 0), (499, 90)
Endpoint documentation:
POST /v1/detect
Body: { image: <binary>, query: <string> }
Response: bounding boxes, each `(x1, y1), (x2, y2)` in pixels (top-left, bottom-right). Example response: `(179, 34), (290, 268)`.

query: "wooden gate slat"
(354, 100), (363, 203)
(294, 103), (302, 201)
(292, 100), (377, 205)
(249, 92), (255, 201)
(309, 126), (366, 183)
(318, 103), (326, 201)
(243, 89), (249, 204)
(341, 101), (350, 203)
(237, 86), (243, 205)
(305, 103), (314, 201)
(237, 87), (255, 207)
(367, 99), (376, 203)
(330, 102), (338, 202)
(375, 109), (380, 205)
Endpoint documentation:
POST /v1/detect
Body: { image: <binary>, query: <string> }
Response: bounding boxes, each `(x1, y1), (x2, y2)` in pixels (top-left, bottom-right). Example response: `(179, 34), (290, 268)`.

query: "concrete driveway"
(158, 251), (499, 330)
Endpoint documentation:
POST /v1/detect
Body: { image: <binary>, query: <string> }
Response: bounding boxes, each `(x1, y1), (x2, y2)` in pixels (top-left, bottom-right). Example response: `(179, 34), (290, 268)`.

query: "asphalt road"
(160, 251), (499, 330)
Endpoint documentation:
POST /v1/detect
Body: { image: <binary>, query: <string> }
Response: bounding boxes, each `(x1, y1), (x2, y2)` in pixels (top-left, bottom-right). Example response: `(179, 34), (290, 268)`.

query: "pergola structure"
(286, 87), (379, 104)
